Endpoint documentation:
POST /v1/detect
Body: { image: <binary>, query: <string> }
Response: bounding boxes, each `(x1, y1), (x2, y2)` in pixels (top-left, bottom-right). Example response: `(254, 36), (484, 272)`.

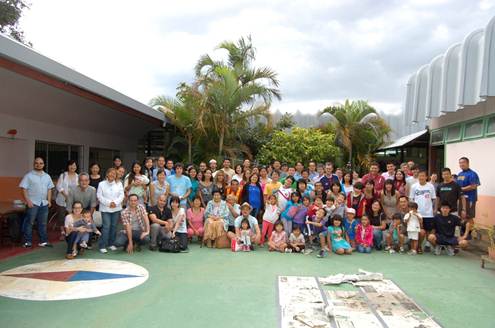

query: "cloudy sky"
(18, 0), (495, 116)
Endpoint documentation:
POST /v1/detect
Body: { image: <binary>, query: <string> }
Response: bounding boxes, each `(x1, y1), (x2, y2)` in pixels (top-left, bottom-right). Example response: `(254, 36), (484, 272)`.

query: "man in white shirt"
(381, 162), (396, 180)
(409, 170), (436, 251)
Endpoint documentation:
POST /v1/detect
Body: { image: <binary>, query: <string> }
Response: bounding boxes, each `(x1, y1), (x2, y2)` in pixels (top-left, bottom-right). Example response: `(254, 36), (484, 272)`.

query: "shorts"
(407, 231), (419, 241)
(436, 234), (459, 246)
(423, 217), (434, 231)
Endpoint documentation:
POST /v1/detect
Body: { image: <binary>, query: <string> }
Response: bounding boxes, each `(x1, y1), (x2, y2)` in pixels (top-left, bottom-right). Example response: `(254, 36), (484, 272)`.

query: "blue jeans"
(66, 231), (78, 254)
(99, 211), (120, 249)
(114, 229), (150, 249)
(357, 245), (372, 253)
(373, 227), (383, 249)
(23, 205), (48, 244)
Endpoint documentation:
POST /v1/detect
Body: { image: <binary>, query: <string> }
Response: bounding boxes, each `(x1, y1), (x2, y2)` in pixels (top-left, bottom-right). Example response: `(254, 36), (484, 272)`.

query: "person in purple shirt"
(457, 157), (480, 219)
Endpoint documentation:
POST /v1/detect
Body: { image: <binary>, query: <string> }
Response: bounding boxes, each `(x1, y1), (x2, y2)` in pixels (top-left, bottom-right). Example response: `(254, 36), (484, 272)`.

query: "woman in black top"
(369, 200), (387, 250)
(89, 163), (103, 189)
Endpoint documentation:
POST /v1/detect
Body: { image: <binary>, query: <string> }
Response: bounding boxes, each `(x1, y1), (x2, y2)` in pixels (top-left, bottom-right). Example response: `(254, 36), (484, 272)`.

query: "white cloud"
(18, 0), (495, 116)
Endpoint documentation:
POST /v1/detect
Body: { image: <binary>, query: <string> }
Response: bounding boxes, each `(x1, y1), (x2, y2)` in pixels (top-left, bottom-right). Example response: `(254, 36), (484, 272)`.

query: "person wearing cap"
(343, 207), (358, 249)
(231, 202), (261, 245)
(209, 159), (218, 174)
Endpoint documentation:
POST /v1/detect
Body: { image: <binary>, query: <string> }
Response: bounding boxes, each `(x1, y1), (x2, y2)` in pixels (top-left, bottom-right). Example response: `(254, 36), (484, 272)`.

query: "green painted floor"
(0, 244), (494, 328)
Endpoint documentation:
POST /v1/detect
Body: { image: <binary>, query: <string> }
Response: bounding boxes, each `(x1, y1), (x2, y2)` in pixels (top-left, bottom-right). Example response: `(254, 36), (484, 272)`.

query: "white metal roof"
(0, 34), (163, 122)
(401, 15), (495, 136)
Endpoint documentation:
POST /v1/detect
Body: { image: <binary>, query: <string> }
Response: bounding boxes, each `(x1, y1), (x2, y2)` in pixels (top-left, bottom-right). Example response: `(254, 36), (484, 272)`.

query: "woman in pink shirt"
(187, 196), (205, 240)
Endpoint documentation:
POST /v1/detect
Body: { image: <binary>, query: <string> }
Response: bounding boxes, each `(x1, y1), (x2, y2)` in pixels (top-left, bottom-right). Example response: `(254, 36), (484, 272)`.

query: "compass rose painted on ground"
(0, 259), (149, 301)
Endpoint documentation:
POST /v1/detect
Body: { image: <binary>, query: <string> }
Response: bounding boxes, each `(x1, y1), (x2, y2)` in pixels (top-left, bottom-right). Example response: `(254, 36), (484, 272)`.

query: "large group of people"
(18, 154), (480, 259)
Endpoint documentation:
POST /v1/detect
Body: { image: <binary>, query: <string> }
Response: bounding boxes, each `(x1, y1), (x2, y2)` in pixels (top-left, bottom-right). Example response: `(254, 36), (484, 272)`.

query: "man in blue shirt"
(19, 157), (55, 248)
(457, 157), (480, 219)
(166, 163), (191, 208)
(320, 162), (340, 192)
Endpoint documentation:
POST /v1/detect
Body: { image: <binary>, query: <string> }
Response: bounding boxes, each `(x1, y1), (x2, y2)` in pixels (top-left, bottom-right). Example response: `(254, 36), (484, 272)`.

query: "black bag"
(159, 238), (181, 253)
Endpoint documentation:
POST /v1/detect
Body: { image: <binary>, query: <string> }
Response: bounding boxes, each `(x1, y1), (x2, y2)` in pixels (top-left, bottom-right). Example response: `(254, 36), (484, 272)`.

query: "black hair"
(175, 162), (184, 169)
(240, 218), (250, 229)
(66, 159), (77, 170)
(440, 201), (451, 208)
(170, 195), (180, 205)
(408, 201), (418, 210)
(128, 193), (139, 200)
(392, 213), (402, 220)
(353, 181), (364, 189)
(459, 157), (469, 163)
(441, 167), (451, 173)
(127, 161), (142, 185)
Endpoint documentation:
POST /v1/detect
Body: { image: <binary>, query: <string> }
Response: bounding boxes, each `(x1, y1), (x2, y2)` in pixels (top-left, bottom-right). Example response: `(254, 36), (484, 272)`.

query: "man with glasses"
(19, 157), (55, 248)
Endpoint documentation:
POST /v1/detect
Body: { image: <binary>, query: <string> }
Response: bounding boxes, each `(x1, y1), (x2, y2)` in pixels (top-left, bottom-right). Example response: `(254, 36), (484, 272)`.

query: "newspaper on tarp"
(277, 270), (443, 328)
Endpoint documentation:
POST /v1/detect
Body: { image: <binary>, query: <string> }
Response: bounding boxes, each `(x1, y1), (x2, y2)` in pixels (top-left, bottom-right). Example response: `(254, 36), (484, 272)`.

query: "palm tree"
(149, 83), (205, 163)
(319, 100), (390, 169)
(195, 36), (281, 155)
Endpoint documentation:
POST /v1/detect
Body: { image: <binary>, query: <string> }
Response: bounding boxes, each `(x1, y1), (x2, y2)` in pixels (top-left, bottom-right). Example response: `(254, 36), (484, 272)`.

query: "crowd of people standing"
(18, 154), (480, 259)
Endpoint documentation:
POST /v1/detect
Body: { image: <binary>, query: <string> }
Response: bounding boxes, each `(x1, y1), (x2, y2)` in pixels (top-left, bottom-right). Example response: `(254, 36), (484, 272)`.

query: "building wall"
(445, 138), (495, 227)
(430, 97), (495, 129)
(0, 112), (140, 201)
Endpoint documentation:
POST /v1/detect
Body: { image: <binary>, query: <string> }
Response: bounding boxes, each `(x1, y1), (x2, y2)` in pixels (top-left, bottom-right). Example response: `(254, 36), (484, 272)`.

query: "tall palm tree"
(195, 36), (281, 155)
(149, 83), (205, 163)
(319, 100), (390, 169)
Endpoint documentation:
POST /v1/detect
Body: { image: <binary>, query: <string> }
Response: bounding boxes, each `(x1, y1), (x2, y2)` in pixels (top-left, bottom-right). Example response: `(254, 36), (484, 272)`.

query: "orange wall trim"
(475, 195), (495, 228)
(0, 177), (23, 202)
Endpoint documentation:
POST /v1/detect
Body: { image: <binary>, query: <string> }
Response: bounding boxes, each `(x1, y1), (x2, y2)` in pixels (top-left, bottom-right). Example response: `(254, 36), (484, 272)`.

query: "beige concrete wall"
(446, 138), (495, 227)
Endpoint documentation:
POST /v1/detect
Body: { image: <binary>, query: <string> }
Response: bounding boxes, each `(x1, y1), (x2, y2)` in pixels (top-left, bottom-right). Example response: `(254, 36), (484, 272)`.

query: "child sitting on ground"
(260, 194), (280, 246)
(343, 207), (358, 249)
(385, 213), (406, 254)
(268, 221), (288, 252)
(327, 214), (352, 255)
(288, 226), (305, 253)
(404, 202), (422, 255)
(356, 215), (373, 253)
(238, 218), (254, 252)
(73, 209), (101, 250)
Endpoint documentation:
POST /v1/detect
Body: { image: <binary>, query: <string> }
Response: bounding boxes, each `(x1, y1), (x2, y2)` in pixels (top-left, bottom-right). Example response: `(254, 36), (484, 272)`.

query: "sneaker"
(304, 249), (313, 255)
(23, 242), (32, 248)
(99, 248), (108, 254)
(446, 246), (455, 256)
(389, 249), (396, 254)
(38, 242), (53, 248)
(399, 247), (405, 254)
(72, 250), (78, 257)
(108, 245), (118, 251)
(285, 248), (292, 253)
(407, 250), (417, 255)
(384, 246), (392, 252)
(149, 245), (158, 251)
(434, 245), (442, 256)
(317, 250), (327, 258)
(80, 241), (88, 249)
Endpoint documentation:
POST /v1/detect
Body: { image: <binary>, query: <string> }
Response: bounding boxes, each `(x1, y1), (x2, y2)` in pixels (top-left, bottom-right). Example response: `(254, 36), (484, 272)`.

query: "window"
(487, 116), (495, 136)
(464, 120), (484, 139)
(430, 129), (444, 145)
(446, 125), (462, 142)
(35, 141), (81, 178)
(89, 148), (120, 173)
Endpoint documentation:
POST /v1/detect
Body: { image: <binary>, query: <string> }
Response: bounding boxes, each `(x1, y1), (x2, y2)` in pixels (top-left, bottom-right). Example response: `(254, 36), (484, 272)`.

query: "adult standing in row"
(167, 163), (191, 208)
(20, 157), (54, 248)
(457, 157), (480, 219)
(149, 169), (169, 207)
(153, 156), (166, 181)
(320, 162), (339, 192)
(89, 163), (102, 189)
(436, 168), (462, 215)
(361, 162), (385, 195)
(55, 160), (79, 240)
(66, 173), (97, 213)
(97, 168), (124, 253)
